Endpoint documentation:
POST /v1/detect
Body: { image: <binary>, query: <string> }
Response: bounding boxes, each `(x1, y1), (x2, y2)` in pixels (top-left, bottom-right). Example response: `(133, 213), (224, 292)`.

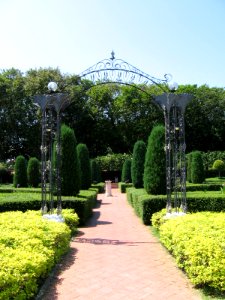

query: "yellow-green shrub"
(159, 212), (225, 292)
(0, 210), (73, 299)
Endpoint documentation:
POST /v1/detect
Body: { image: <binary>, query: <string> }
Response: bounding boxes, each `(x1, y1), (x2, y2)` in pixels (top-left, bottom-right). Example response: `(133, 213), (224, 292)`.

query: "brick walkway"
(39, 189), (201, 300)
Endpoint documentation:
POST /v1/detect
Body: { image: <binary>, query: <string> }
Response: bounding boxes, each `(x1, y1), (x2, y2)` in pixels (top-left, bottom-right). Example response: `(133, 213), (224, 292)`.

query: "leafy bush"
(131, 141), (146, 188)
(60, 124), (81, 196)
(77, 143), (91, 189)
(186, 152), (192, 182)
(0, 166), (12, 183)
(212, 159), (225, 177)
(144, 125), (166, 194)
(191, 151), (205, 183)
(121, 158), (132, 183)
(95, 153), (131, 172)
(126, 187), (225, 225)
(90, 159), (101, 183)
(27, 157), (40, 187)
(0, 210), (72, 299)
(0, 189), (98, 225)
(159, 212), (225, 292)
(119, 182), (133, 193)
(13, 155), (27, 187)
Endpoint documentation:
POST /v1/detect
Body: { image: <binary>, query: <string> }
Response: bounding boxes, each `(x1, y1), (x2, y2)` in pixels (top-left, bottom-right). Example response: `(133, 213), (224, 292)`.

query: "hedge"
(158, 212), (225, 293)
(0, 210), (74, 299)
(126, 187), (225, 225)
(119, 182), (133, 193)
(0, 189), (98, 226)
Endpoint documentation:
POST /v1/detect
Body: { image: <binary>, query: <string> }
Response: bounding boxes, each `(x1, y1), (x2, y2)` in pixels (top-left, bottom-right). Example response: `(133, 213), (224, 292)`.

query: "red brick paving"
(40, 189), (201, 300)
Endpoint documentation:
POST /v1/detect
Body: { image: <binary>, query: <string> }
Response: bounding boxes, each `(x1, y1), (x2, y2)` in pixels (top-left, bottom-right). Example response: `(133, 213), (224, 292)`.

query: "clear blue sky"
(1, 0), (225, 87)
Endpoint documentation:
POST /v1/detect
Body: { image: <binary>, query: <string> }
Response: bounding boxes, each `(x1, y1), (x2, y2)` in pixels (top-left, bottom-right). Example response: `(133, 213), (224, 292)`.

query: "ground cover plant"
(151, 211), (225, 296)
(0, 209), (78, 300)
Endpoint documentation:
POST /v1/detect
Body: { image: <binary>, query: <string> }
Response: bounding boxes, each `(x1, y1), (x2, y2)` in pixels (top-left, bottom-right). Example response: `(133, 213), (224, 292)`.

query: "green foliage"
(0, 166), (11, 183)
(90, 159), (101, 183)
(127, 187), (225, 225)
(131, 141), (146, 188)
(61, 209), (79, 235)
(126, 187), (166, 224)
(0, 188), (97, 226)
(0, 210), (71, 299)
(95, 153), (131, 172)
(191, 151), (205, 183)
(119, 182), (133, 193)
(159, 212), (225, 292)
(27, 157), (40, 187)
(61, 124), (81, 196)
(121, 158), (132, 183)
(13, 155), (27, 187)
(186, 152), (192, 182)
(77, 143), (91, 189)
(144, 125), (166, 194)
(212, 159), (225, 177)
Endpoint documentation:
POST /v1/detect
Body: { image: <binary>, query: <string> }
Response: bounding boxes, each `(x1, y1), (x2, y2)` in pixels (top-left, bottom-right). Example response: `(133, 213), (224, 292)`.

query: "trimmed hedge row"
(0, 210), (75, 299)
(119, 182), (133, 193)
(126, 187), (225, 225)
(0, 188), (99, 225)
(186, 183), (221, 191)
(156, 212), (225, 293)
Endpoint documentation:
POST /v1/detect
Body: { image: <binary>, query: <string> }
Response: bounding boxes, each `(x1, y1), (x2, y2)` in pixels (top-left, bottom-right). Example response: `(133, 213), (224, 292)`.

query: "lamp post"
(155, 84), (192, 214)
(34, 82), (70, 215)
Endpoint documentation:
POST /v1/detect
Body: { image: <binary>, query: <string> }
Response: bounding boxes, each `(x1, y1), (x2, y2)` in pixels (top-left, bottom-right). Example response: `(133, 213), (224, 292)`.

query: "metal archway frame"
(79, 52), (192, 214)
(79, 51), (171, 92)
(34, 52), (192, 216)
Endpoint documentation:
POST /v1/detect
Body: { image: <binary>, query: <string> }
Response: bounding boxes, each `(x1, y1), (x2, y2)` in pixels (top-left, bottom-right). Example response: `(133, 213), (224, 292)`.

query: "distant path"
(40, 189), (201, 300)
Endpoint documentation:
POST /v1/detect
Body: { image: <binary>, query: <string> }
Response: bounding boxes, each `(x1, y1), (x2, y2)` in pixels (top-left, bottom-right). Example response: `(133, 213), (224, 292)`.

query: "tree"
(60, 124), (81, 196)
(27, 157), (40, 187)
(212, 159), (225, 177)
(90, 159), (101, 183)
(121, 158), (132, 183)
(191, 151), (205, 183)
(77, 143), (91, 189)
(13, 155), (27, 187)
(143, 125), (166, 194)
(131, 140), (146, 188)
(187, 152), (193, 183)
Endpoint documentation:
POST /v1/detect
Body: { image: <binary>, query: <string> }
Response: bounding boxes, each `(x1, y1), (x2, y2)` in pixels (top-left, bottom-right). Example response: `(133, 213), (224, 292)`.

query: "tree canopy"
(1, 67), (225, 162)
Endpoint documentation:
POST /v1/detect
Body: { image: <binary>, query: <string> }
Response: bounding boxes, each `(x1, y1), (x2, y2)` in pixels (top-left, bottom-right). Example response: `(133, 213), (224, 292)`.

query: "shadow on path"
(73, 237), (160, 246)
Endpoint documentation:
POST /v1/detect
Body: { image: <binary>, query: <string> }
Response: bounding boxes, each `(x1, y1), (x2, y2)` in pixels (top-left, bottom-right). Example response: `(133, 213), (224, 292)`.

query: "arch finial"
(110, 50), (115, 60)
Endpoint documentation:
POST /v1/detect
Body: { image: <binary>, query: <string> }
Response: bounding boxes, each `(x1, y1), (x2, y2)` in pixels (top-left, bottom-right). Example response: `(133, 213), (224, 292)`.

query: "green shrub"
(144, 125), (166, 194)
(13, 155), (27, 188)
(119, 182), (133, 193)
(159, 212), (225, 292)
(212, 159), (225, 177)
(90, 159), (101, 183)
(0, 189), (98, 226)
(0, 166), (11, 183)
(186, 152), (192, 182)
(191, 151), (205, 183)
(60, 124), (81, 196)
(126, 187), (166, 224)
(121, 158), (132, 183)
(27, 157), (40, 187)
(0, 210), (71, 299)
(77, 143), (91, 189)
(127, 188), (225, 225)
(131, 141), (146, 188)
(95, 153), (131, 172)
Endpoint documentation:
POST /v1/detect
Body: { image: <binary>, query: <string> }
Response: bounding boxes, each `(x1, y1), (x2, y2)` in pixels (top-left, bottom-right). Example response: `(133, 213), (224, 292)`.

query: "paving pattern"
(39, 188), (201, 300)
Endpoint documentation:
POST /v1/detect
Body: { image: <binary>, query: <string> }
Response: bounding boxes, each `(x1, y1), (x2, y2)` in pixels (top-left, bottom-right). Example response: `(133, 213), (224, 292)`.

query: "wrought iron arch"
(34, 52), (192, 219)
(79, 51), (171, 93)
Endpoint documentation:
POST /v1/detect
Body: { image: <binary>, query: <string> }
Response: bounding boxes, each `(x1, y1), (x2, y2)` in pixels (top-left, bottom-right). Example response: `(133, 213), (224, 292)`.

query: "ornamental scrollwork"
(79, 51), (171, 88)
